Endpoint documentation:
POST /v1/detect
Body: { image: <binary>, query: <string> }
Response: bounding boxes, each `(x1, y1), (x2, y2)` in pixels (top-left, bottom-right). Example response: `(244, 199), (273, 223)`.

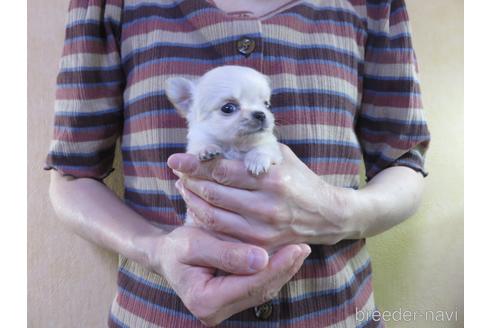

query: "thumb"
(201, 243), (312, 314)
(167, 153), (199, 174)
(185, 233), (269, 274)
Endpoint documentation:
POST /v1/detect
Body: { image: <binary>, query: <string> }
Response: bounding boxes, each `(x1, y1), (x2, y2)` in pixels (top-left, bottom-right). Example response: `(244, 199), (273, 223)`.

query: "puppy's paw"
(198, 145), (223, 161)
(244, 151), (272, 176)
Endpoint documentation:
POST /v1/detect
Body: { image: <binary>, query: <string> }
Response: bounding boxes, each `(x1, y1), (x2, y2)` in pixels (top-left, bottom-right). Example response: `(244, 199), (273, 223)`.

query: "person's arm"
(49, 170), (311, 327)
(168, 145), (425, 250)
(49, 171), (166, 269)
(46, 1), (312, 325)
(171, 0), (430, 250)
(347, 166), (425, 238)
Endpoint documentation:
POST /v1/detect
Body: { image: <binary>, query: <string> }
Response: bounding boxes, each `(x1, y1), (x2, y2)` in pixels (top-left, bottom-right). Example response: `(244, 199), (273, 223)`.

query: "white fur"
(165, 65), (283, 175)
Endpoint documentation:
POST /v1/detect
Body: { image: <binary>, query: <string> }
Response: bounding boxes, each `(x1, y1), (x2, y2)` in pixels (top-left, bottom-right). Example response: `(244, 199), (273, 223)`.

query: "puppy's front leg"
(244, 142), (283, 176)
(187, 140), (223, 162)
(197, 144), (223, 161)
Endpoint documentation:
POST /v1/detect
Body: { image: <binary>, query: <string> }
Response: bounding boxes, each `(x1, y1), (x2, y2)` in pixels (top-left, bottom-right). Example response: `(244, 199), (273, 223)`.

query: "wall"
(367, 1), (464, 327)
(27, 1), (464, 327)
(27, 1), (121, 326)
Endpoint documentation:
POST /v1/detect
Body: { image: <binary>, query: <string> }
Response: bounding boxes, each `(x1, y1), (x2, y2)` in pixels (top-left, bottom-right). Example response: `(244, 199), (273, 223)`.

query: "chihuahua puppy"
(164, 65), (282, 176)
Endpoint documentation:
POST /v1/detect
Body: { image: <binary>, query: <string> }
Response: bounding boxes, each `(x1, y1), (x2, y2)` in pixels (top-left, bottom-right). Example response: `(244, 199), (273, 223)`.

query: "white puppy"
(164, 65), (282, 175)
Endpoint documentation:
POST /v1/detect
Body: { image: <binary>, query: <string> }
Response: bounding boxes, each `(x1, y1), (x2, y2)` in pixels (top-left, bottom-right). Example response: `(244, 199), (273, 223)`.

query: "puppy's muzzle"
(252, 111), (266, 122)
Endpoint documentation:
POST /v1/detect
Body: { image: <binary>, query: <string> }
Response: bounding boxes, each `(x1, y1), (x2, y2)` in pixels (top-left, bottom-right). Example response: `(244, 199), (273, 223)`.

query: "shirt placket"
(222, 18), (281, 328)
(227, 20), (264, 73)
(236, 23), (277, 327)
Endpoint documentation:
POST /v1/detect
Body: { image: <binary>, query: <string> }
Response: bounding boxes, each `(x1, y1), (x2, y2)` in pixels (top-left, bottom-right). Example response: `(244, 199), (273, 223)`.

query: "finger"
(177, 181), (272, 244)
(183, 229), (269, 275)
(168, 153), (263, 190)
(167, 153), (199, 174)
(185, 199), (266, 244)
(204, 243), (311, 307)
(180, 177), (265, 216)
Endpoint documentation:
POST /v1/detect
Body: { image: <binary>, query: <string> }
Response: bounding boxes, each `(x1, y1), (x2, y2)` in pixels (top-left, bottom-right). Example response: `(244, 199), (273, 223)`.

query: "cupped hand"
(151, 226), (311, 326)
(168, 144), (356, 253)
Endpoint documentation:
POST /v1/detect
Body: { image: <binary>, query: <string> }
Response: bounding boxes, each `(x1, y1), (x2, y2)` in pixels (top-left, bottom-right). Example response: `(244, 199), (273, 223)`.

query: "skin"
(48, 2), (425, 326)
(49, 144), (424, 326)
(209, 0), (300, 17)
(171, 144), (425, 253)
(49, 170), (311, 327)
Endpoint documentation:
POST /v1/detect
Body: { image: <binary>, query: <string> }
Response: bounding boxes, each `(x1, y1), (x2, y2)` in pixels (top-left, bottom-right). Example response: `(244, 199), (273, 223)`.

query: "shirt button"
(237, 37), (256, 57)
(253, 301), (273, 320)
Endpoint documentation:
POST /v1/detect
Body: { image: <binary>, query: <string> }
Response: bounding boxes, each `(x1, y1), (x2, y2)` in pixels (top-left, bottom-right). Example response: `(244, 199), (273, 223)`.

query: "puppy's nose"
(252, 111), (266, 122)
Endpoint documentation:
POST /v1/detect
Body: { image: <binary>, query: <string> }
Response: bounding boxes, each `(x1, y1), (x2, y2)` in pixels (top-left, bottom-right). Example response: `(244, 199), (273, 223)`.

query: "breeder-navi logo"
(356, 308), (459, 323)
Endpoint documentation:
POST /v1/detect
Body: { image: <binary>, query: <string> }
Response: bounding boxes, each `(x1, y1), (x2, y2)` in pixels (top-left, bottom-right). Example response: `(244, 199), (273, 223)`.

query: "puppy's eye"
(264, 101), (272, 110)
(221, 103), (239, 114)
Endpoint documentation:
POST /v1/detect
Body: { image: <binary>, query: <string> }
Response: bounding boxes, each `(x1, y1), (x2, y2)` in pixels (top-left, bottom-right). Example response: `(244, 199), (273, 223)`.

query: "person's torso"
(120, 0), (368, 226)
(111, 2), (378, 327)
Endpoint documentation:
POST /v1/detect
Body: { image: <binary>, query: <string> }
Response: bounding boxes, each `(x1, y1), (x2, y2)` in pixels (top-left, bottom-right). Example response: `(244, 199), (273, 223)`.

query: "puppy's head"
(164, 66), (274, 143)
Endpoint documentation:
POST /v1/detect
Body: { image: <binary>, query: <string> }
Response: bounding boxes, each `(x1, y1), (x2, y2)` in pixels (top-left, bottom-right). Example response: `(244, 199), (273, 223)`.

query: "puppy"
(164, 65), (282, 176)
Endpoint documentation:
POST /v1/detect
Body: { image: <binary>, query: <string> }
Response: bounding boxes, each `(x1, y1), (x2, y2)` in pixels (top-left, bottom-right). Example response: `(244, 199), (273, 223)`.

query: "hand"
(168, 144), (359, 252)
(150, 226), (311, 326)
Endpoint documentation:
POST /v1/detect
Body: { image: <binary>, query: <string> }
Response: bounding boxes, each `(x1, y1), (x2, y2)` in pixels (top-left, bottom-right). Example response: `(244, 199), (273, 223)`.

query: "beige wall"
(367, 1), (464, 327)
(27, 1), (464, 327)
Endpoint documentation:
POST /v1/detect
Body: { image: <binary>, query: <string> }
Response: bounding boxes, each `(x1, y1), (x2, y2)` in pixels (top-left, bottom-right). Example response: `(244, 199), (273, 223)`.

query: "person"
(46, 0), (431, 326)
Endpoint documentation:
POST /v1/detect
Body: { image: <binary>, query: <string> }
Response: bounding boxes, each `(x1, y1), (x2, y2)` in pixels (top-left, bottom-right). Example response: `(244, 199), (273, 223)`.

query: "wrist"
(306, 184), (367, 244)
(131, 226), (170, 274)
(338, 187), (368, 240)
(344, 184), (394, 239)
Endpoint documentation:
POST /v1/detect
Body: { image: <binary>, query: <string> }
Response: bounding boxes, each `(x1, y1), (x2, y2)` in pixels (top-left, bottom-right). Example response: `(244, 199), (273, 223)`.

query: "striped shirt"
(45, 0), (431, 327)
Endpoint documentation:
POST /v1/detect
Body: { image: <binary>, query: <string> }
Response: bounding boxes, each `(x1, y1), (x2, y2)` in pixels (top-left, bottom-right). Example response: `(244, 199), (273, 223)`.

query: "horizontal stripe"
(43, 162), (114, 179)
(125, 198), (175, 213)
(49, 137), (116, 155)
(122, 2), (366, 29)
(123, 41), (361, 80)
(67, 3), (122, 23)
(48, 1), (430, 325)
(358, 112), (426, 126)
(116, 260), (373, 323)
(58, 63), (121, 74)
(64, 21), (119, 42)
(126, 201), (183, 225)
(127, 60), (359, 89)
(122, 18), (262, 54)
(54, 110), (121, 128)
(123, 22), (363, 59)
(124, 54), (359, 84)
(55, 98), (122, 114)
(59, 52), (120, 71)
(56, 86), (122, 100)
(121, 123), (357, 149)
(53, 125), (119, 142)
(360, 103), (423, 121)
(363, 76), (420, 93)
(363, 62), (418, 78)
(47, 146), (115, 166)
(57, 72), (123, 89)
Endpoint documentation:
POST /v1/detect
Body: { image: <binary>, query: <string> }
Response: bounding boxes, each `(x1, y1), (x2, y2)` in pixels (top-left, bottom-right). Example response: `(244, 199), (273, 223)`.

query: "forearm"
(48, 171), (170, 270)
(302, 166), (424, 244)
(350, 166), (425, 238)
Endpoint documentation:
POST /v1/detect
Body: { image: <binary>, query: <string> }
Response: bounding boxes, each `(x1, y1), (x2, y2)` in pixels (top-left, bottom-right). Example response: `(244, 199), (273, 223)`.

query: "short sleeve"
(45, 0), (124, 180)
(356, 0), (431, 180)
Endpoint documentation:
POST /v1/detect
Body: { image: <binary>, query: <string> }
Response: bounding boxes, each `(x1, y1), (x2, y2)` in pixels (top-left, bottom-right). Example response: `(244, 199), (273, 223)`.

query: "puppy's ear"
(164, 77), (195, 118)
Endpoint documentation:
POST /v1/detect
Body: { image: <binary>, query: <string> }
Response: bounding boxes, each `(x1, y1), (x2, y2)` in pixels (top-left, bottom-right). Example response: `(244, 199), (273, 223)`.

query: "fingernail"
(248, 248), (267, 271)
(299, 244), (311, 257)
(167, 155), (180, 170)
